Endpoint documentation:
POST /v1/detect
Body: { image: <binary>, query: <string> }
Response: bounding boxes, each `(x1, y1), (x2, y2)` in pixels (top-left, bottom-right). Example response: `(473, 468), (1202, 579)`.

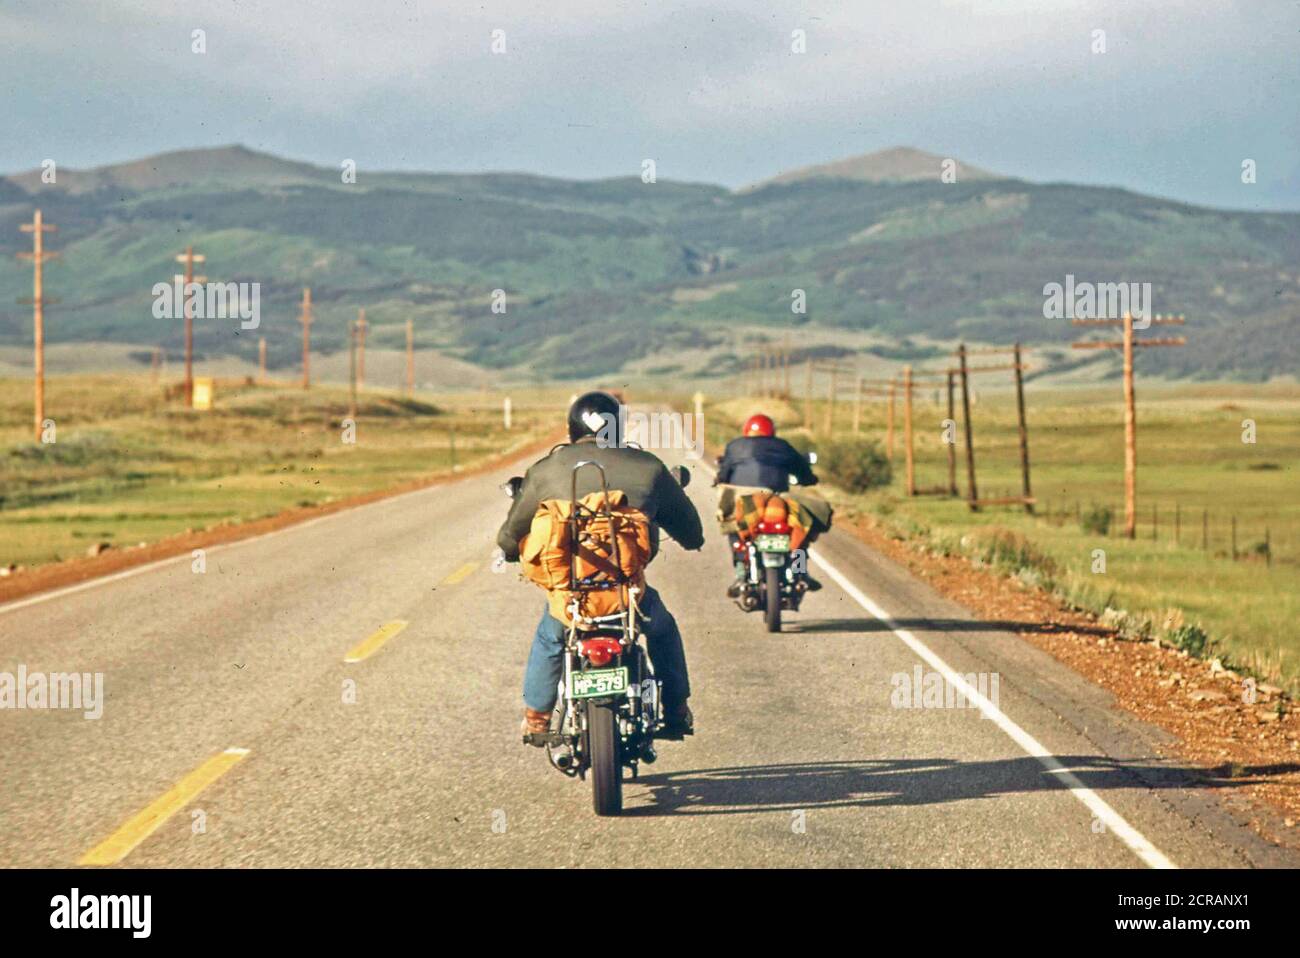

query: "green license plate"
(568, 667), (629, 699)
(755, 533), (791, 553)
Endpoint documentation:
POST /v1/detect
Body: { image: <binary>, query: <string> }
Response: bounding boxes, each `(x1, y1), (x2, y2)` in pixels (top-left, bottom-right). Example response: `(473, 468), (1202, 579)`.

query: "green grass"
(0, 374), (557, 567)
(707, 382), (1300, 692)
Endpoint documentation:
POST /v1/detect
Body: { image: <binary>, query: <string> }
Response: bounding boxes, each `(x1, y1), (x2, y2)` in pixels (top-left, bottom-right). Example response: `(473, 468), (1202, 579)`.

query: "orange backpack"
(519, 490), (653, 627)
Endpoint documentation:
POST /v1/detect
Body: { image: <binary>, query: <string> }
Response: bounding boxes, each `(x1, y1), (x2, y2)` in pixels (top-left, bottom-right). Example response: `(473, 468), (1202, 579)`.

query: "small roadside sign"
(192, 377), (214, 410)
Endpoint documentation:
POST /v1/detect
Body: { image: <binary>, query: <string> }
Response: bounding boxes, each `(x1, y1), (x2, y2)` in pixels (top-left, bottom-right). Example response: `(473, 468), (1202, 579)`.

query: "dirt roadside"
(0, 430), (562, 607)
(836, 509), (1299, 848)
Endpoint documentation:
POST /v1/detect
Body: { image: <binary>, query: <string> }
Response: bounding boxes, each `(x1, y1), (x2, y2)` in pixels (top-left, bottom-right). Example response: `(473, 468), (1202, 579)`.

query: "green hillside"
(1, 146), (1296, 381)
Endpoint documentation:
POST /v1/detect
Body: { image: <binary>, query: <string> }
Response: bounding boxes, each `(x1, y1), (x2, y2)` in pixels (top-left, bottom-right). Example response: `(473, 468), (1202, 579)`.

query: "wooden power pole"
(945, 371), (958, 497)
(782, 333), (791, 397)
(355, 308), (368, 392)
(903, 365), (915, 495)
(824, 363), (837, 434)
(349, 315), (358, 419)
(258, 337), (267, 384)
(18, 210), (59, 442)
(957, 343), (978, 508)
(886, 379), (896, 461)
(298, 288), (313, 389)
(405, 318), (415, 397)
(1012, 342), (1033, 513)
(175, 246), (206, 408)
(803, 359), (813, 428)
(1072, 313), (1186, 538)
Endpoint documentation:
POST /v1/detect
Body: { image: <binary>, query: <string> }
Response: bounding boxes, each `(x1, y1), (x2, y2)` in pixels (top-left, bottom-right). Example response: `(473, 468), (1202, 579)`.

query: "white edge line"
(697, 460), (1174, 869)
(808, 549), (1176, 870)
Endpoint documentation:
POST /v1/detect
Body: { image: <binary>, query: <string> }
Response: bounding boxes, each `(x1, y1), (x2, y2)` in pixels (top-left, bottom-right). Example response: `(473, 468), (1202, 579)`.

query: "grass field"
(708, 381), (1300, 693)
(0, 374), (558, 569)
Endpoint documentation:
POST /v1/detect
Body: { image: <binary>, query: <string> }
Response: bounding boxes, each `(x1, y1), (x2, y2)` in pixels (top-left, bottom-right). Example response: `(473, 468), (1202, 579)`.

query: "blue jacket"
(717, 436), (817, 492)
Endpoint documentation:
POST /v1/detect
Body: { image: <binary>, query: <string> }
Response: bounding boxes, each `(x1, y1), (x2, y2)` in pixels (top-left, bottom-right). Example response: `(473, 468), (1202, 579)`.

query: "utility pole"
(355, 308), (368, 392)
(298, 288), (313, 389)
(957, 343), (978, 509)
(886, 379), (896, 461)
(151, 346), (161, 384)
(18, 210), (59, 442)
(1072, 313), (1186, 538)
(824, 364), (837, 434)
(852, 375), (863, 435)
(405, 318), (415, 397)
(903, 365), (915, 495)
(349, 314), (358, 419)
(946, 371), (957, 497)
(258, 337), (267, 384)
(782, 333), (791, 396)
(1013, 342), (1033, 513)
(803, 359), (813, 428)
(175, 246), (206, 408)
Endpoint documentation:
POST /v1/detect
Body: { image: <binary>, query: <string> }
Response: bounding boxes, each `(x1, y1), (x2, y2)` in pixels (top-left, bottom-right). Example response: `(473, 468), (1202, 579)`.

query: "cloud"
(2, 0), (1296, 208)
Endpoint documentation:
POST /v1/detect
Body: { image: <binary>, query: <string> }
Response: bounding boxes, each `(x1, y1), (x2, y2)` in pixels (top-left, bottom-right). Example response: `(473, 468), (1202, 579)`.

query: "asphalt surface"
(1, 447), (1296, 868)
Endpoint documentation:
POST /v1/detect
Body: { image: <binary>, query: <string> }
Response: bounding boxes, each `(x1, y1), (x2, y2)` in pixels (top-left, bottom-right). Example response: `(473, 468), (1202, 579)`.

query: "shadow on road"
(789, 617), (1113, 638)
(624, 757), (1300, 817)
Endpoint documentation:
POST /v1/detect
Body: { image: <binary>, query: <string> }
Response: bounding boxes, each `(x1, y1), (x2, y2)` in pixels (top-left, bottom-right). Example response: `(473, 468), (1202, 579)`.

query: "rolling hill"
(0, 145), (1296, 382)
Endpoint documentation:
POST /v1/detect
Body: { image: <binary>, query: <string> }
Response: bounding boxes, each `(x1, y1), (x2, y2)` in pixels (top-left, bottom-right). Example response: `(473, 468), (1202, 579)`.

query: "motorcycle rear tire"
(588, 701), (623, 816)
(764, 564), (782, 632)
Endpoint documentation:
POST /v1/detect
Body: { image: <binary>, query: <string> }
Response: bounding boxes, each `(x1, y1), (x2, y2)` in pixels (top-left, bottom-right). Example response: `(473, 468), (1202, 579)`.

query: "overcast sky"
(4, 0), (1297, 209)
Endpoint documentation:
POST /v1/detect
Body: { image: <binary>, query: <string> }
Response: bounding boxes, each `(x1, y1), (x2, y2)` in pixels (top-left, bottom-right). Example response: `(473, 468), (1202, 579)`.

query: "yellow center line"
(343, 619), (409, 663)
(79, 747), (250, 866)
(440, 561), (479, 586)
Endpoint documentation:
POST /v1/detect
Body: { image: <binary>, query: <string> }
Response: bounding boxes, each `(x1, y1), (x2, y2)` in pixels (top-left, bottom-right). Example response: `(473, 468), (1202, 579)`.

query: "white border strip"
(809, 549), (1176, 869)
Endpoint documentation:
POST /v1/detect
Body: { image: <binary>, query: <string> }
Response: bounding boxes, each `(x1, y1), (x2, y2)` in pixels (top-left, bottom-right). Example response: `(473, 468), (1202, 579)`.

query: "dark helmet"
(567, 390), (622, 444)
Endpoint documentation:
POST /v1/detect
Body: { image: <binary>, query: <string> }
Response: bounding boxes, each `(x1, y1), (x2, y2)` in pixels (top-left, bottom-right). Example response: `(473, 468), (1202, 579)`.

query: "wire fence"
(1029, 494), (1279, 566)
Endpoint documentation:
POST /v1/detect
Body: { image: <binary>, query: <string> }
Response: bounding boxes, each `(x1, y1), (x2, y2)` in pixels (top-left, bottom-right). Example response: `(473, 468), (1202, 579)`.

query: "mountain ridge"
(0, 145), (1296, 383)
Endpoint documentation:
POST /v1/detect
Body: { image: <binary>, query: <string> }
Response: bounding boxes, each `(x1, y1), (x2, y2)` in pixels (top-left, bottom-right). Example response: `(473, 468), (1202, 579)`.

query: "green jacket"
(497, 438), (705, 562)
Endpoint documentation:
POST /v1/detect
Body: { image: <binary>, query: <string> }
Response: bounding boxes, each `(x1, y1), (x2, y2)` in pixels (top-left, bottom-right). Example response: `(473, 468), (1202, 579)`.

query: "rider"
(497, 391), (704, 744)
(715, 413), (826, 596)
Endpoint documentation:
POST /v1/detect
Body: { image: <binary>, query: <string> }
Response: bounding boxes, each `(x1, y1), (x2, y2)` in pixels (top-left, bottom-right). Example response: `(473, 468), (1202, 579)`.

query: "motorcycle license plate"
(755, 533), (791, 553)
(568, 667), (629, 699)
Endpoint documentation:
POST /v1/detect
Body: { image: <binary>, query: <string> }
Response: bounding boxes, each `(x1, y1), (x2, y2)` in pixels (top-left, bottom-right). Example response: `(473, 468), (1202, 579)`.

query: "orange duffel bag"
(732, 490), (812, 552)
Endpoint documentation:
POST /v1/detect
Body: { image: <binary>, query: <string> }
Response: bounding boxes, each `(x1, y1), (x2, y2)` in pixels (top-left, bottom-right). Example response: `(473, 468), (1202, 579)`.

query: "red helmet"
(743, 414), (775, 438)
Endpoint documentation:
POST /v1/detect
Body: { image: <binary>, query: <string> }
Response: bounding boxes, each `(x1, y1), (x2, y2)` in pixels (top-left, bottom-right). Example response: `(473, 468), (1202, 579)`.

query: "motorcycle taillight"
(578, 637), (622, 667)
(756, 519), (791, 535)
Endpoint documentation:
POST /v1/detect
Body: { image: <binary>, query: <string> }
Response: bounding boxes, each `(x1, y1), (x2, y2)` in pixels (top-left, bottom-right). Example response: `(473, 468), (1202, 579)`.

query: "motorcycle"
(722, 452), (817, 633)
(502, 460), (690, 816)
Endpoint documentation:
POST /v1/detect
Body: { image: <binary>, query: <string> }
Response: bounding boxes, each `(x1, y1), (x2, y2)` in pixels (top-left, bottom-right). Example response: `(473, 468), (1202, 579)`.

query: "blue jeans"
(522, 586), (690, 713)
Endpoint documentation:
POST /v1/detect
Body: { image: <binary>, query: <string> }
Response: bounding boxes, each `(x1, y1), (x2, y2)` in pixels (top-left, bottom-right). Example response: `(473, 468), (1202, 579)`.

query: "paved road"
(0, 447), (1294, 868)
